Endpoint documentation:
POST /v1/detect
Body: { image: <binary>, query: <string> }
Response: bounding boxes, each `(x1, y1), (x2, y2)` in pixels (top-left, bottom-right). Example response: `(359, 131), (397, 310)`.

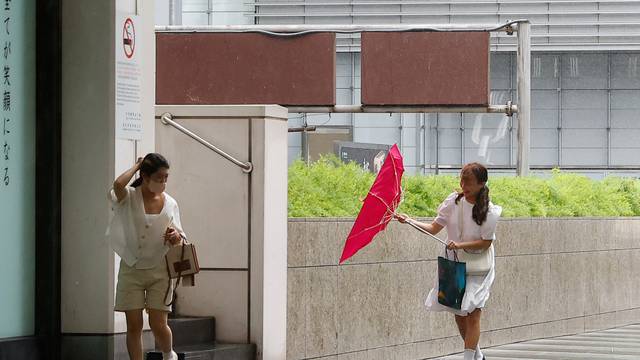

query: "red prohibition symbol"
(123, 18), (135, 59)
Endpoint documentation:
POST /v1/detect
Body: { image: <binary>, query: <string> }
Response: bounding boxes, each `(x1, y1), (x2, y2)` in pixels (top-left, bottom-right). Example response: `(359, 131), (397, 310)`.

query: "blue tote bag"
(437, 251), (466, 310)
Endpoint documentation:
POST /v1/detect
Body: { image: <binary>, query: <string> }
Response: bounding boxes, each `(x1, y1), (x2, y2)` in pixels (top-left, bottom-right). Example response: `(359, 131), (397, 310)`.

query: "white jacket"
(106, 186), (187, 269)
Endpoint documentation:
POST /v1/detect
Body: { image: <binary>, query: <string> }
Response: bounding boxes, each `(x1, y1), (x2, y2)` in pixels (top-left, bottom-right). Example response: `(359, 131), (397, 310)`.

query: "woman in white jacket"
(396, 162), (502, 360)
(107, 153), (186, 360)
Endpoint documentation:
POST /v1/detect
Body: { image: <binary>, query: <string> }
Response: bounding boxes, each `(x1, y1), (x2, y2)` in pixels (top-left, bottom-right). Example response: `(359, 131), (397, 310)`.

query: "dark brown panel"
(361, 32), (490, 106)
(156, 33), (336, 106)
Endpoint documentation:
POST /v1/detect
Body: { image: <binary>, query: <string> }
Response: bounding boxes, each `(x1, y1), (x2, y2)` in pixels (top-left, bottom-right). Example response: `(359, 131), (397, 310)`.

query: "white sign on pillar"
(115, 13), (143, 140)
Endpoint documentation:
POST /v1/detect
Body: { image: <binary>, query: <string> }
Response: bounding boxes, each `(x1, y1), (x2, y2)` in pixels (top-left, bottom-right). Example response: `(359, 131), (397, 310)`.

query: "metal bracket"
(506, 100), (515, 117)
(504, 24), (515, 36)
(288, 126), (317, 133)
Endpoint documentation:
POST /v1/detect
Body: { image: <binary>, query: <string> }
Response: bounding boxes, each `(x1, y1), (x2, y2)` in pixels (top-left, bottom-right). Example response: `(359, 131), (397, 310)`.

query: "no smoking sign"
(122, 17), (135, 59)
(116, 13), (142, 140)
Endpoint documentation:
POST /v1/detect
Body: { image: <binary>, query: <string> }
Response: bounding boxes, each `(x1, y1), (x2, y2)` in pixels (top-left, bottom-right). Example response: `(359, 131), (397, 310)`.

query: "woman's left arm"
(449, 204), (502, 251)
(447, 239), (492, 251)
(172, 204), (187, 242)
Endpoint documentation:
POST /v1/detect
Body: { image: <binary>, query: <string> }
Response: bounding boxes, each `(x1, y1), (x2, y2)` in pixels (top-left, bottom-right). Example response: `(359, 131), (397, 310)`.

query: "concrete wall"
(287, 217), (640, 360)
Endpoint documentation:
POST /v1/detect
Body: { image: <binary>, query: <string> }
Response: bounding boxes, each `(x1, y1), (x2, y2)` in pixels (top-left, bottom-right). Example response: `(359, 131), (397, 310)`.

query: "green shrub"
(288, 155), (640, 218)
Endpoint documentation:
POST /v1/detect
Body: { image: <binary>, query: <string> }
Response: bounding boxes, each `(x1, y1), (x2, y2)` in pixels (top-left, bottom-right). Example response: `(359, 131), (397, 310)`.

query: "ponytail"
(473, 185), (489, 225)
(131, 177), (143, 188)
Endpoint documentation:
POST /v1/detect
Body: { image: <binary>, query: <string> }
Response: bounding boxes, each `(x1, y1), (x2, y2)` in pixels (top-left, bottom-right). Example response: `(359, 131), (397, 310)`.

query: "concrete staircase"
(441, 324), (640, 360)
(145, 317), (255, 360)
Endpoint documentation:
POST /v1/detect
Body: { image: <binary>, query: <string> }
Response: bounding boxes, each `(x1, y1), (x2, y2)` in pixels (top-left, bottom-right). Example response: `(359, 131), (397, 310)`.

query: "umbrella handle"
(405, 219), (448, 246)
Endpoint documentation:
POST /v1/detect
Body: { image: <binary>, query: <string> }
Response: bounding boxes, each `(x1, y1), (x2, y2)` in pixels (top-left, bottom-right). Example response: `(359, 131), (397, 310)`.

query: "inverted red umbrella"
(339, 144), (404, 264)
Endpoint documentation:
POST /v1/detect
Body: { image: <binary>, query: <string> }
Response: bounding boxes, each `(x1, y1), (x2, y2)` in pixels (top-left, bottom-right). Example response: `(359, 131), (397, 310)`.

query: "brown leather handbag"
(164, 241), (200, 306)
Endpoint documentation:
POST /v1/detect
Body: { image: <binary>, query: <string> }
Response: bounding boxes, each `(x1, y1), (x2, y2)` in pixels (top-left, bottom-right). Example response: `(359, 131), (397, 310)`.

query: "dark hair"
(455, 162), (489, 225)
(131, 153), (170, 188)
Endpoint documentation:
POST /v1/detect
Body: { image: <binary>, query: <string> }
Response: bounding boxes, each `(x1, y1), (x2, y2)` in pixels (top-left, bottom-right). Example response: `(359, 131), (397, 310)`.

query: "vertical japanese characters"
(1, 0), (11, 187)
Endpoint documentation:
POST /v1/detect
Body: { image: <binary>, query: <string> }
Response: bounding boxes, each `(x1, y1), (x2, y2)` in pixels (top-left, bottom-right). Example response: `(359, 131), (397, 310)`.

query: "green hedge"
(288, 155), (640, 218)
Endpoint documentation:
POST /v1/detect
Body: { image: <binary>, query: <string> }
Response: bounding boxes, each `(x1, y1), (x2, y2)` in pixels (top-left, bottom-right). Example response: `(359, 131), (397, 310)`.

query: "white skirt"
(425, 248), (496, 316)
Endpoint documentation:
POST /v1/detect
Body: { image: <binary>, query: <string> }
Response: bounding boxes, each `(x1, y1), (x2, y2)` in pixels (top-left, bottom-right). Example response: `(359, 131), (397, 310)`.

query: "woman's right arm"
(395, 214), (444, 235)
(394, 192), (455, 236)
(113, 158), (142, 202)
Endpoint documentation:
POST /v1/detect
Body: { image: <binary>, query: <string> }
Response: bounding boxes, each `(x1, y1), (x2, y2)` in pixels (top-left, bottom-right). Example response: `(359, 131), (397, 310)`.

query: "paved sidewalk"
(441, 324), (640, 359)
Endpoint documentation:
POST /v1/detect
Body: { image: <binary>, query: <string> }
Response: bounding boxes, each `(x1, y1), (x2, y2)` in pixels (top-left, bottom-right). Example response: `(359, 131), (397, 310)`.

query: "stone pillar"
(155, 105), (288, 360)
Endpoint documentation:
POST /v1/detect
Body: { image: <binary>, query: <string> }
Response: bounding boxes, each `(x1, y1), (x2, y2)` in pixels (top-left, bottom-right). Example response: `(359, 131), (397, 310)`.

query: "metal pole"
(169, 0), (183, 26)
(169, 0), (174, 25)
(399, 113), (404, 154)
(516, 21), (531, 176)
(557, 55), (563, 167)
(287, 104), (517, 114)
(607, 53), (612, 169)
(422, 113), (427, 175)
(301, 113), (309, 164)
(351, 52), (356, 142)
(416, 113), (422, 174)
(460, 113), (465, 167)
(509, 55), (514, 167)
(159, 113), (253, 173)
(155, 21), (526, 34)
(435, 114), (440, 175)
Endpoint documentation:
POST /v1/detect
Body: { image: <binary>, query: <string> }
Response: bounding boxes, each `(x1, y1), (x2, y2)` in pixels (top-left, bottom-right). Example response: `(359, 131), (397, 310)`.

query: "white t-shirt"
(106, 186), (187, 269)
(434, 192), (502, 244)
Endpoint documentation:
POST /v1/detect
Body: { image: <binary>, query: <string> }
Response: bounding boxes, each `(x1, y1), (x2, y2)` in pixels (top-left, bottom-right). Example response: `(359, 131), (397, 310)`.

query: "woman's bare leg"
(455, 314), (467, 340)
(125, 310), (144, 360)
(148, 309), (173, 354)
(464, 309), (482, 350)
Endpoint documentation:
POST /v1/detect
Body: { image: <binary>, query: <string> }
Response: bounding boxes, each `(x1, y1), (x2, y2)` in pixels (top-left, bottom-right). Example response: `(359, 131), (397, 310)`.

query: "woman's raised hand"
(394, 213), (410, 224)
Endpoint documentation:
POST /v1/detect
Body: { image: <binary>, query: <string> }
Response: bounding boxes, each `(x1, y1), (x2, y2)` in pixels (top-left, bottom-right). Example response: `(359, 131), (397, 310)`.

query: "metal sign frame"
(156, 20), (531, 175)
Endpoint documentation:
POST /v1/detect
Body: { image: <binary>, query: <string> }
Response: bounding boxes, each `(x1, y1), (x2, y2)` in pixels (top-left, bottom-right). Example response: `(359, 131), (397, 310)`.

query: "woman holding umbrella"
(395, 162), (502, 360)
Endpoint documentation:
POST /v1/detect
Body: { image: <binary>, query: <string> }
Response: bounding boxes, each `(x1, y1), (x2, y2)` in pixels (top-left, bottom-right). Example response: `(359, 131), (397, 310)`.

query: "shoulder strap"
(458, 199), (464, 240)
(164, 243), (187, 307)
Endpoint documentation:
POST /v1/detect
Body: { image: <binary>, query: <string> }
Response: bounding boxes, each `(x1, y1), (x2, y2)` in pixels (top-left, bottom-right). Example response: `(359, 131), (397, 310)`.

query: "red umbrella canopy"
(339, 144), (404, 264)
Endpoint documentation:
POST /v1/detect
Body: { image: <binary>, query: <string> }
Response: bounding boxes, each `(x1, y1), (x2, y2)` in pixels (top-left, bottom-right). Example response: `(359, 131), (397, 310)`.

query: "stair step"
(168, 316), (216, 347)
(146, 343), (256, 360)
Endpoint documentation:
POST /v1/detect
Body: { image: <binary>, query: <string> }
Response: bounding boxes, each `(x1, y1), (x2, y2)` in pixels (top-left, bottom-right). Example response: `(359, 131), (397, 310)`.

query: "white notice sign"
(115, 13), (143, 140)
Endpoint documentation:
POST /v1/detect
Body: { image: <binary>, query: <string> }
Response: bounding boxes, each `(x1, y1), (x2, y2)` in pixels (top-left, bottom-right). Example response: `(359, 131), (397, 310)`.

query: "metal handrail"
(159, 113), (253, 173)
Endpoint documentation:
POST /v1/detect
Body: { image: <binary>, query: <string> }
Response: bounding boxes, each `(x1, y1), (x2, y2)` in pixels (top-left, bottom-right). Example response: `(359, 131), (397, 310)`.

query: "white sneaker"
(463, 349), (476, 360)
(163, 350), (178, 360)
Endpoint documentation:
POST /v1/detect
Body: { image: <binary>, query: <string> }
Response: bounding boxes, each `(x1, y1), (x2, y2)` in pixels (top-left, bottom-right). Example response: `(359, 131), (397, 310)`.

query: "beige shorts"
(115, 260), (173, 312)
